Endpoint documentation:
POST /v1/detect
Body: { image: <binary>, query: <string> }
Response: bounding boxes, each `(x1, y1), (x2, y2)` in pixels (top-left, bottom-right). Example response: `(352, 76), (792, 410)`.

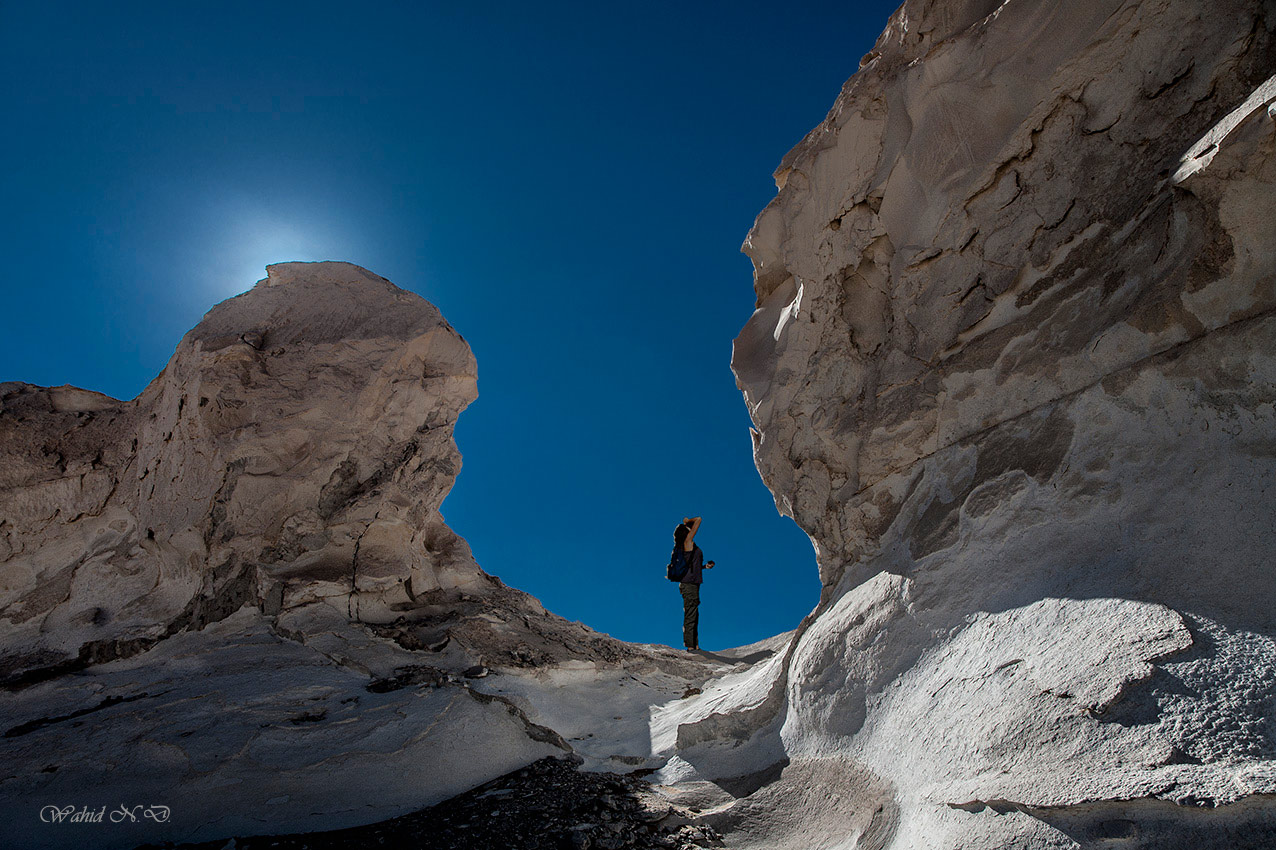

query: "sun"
(192, 197), (368, 300)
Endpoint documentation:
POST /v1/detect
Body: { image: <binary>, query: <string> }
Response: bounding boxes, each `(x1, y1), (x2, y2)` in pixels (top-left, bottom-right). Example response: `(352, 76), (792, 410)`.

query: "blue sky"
(0, 1), (900, 649)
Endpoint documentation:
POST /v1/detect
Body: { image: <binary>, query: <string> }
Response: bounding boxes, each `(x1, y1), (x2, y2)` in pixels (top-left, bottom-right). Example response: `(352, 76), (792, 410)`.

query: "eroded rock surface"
(0, 263), (734, 850)
(5, 3), (1276, 846)
(701, 1), (1276, 847)
(0, 261), (485, 682)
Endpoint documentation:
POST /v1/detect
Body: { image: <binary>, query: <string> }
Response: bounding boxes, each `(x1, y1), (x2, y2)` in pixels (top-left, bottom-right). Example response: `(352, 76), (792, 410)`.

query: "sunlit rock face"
(0, 262), (723, 850)
(0, 262), (482, 682)
(725, 0), (1276, 846)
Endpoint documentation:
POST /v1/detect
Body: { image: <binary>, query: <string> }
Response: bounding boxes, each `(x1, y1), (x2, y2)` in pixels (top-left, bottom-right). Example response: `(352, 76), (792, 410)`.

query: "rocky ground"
(138, 756), (725, 850)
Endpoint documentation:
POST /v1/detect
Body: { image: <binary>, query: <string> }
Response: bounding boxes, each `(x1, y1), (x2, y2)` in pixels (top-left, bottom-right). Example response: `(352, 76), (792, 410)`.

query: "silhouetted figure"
(672, 516), (714, 650)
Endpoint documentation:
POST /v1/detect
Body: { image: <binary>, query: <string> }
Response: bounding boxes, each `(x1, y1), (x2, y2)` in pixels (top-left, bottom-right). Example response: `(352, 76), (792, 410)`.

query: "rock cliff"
(711, 0), (1276, 846)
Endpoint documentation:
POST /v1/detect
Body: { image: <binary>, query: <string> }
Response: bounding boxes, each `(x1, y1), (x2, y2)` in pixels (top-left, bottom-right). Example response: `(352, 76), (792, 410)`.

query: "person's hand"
(706, 560), (715, 569)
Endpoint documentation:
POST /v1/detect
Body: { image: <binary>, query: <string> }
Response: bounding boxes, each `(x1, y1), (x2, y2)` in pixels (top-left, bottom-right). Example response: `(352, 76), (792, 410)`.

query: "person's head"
(673, 522), (690, 547)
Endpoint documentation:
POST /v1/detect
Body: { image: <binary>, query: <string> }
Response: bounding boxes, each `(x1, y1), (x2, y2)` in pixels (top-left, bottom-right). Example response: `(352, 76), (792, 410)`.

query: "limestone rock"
(0, 262), (484, 683)
(6, 1), (1276, 846)
(0, 262), (737, 850)
(718, 0), (1276, 847)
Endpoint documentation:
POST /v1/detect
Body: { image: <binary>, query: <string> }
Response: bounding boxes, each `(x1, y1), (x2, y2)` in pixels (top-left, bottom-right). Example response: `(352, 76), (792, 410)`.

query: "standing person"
(672, 516), (714, 651)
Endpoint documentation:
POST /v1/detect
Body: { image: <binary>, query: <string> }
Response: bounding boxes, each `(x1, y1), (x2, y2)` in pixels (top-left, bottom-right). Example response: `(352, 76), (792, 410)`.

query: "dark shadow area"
(3, 691), (159, 738)
(1016, 795), (1276, 849)
(1092, 614), (1276, 763)
(709, 758), (790, 799)
(689, 647), (776, 665)
(703, 757), (899, 850)
(1096, 615), (1212, 730)
(135, 755), (725, 850)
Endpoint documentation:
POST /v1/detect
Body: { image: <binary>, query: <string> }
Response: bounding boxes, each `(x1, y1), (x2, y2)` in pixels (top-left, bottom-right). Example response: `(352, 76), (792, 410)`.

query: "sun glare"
(193, 199), (366, 301)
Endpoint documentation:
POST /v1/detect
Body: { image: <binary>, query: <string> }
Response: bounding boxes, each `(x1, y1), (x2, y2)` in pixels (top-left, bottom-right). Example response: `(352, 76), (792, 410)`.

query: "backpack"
(667, 548), (689, 582)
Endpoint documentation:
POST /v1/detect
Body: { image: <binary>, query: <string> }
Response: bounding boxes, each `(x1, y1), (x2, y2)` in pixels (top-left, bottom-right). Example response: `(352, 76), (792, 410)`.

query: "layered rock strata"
(711, 0), (1276, 847)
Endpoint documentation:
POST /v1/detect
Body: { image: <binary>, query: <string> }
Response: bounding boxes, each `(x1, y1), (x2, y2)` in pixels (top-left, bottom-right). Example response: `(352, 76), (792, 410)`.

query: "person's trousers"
(680, 582), (700, 648)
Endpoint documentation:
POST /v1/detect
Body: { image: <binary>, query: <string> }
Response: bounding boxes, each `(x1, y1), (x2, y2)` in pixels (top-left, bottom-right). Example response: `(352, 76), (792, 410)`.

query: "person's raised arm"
(682, 516), (702, 550)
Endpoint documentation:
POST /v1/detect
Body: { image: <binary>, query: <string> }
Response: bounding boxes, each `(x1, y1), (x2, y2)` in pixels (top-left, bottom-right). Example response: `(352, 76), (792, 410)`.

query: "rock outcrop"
(705, 0), (1276, 847)
(0, 263), (731, 850)
(0, 262), (483, 684)
(5, 2), (1276, 847)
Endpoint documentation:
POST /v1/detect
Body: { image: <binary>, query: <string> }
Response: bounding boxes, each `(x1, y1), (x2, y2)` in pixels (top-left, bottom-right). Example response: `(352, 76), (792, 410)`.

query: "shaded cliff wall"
(724, 0), (1276, 846)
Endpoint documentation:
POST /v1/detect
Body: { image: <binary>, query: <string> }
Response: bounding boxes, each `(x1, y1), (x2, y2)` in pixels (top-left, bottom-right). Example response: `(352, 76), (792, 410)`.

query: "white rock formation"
(5, 1), (1276, 846)
(693, 0), (1276, 847)
(0, 262), (485, 684)
(0, 263), (729, 849)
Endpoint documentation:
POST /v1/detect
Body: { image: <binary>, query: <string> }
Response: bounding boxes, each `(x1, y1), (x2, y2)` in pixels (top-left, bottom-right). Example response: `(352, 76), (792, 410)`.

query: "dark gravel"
(137, 755), (725, 850)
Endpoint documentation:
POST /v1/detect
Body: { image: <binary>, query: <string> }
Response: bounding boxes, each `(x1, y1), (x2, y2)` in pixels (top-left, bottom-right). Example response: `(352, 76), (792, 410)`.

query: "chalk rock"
(0, 261), (484, 680)
(719, 0), (1276, 847)
(0, 263), (729, 850)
